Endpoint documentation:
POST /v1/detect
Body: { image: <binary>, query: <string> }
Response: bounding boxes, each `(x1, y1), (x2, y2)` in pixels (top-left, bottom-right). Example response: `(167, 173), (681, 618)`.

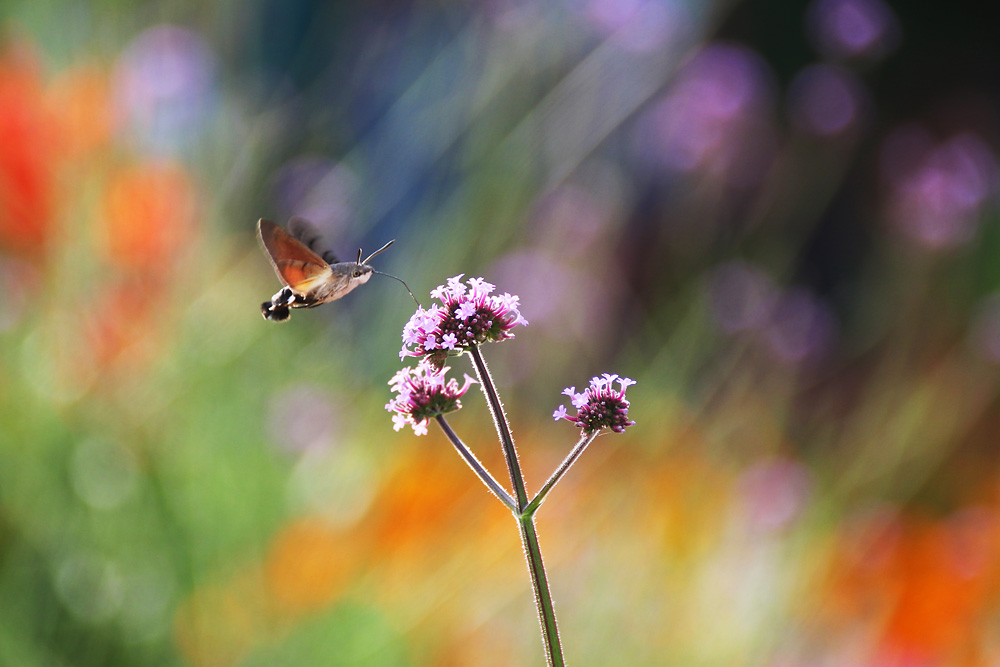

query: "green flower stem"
(524, 430), (599, 516)
(518, 514), (563, 667)
(467, 345), (529, 510)
(467, 344), (564, 667)
(435, 415), (516, 512)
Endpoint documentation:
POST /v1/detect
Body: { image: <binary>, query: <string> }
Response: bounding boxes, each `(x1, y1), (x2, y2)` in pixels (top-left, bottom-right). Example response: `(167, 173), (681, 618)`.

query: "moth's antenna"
(362, 239), (395, 265)
(373, 271), (421, 308)
(358, 240), (418, 306)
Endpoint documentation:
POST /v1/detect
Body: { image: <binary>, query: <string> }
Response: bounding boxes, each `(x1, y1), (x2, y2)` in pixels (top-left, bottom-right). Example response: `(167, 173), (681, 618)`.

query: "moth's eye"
(353, 270), (361, 277)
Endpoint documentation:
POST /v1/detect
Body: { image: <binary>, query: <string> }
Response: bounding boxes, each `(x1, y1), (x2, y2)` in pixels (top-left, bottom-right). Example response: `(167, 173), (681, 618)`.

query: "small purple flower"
(400, 275), (528, 368)
(553, 374), (636, 434)
(456, 301), (478, 321)
(385, 360), (477, 436)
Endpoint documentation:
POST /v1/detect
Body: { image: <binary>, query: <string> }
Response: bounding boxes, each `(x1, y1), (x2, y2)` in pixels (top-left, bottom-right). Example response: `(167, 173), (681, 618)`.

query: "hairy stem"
(519, 515), (564, 667)
(524, 430), (599, 516)
(467, 344), (563, 666)
(435, 415), (516, 511)
(467, 345), (528, 510)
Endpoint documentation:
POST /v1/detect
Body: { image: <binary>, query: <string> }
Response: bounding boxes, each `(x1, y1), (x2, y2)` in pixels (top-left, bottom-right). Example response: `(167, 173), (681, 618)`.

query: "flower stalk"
(467, 343), (564, 666)
(468, 344), (529, 511)
(518, 514), (563, 667)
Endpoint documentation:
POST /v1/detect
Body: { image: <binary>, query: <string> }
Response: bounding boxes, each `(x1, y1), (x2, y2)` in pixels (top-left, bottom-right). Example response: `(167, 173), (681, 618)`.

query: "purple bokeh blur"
(882, 130), (998, 250)
(787, 63), (868, 137)
(113, 25), (216, 154)
(805, 0), (900, 60)
(637, 42), (778, 188)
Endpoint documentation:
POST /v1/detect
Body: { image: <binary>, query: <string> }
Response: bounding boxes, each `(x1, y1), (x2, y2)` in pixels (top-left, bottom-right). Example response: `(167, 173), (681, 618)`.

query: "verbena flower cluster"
(401, 275), (528, 368)
(553, 374), (636, 434)
(386, 359), (476, 435)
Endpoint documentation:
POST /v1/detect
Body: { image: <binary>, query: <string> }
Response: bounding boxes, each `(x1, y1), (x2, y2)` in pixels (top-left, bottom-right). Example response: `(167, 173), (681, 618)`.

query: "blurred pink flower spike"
(885, 133), (999, 250)
(554, 374), (636, 434)
(639, 42), (777, 187)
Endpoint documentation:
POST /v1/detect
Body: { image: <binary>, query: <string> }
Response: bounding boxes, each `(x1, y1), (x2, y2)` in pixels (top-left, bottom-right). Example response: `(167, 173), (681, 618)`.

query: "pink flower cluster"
(401, 275), (528, 368)
(385, 360), (476, 436)
(553, 374), (636, 434)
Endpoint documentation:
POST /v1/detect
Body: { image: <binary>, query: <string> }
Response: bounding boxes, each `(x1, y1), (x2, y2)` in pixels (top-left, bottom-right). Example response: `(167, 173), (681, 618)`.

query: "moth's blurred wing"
(288, 217), (340, 264)
(258, 219), (333, 293)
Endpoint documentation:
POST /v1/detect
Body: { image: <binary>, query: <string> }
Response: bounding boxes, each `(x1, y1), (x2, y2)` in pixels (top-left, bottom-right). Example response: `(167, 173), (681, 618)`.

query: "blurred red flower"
(0, 41), (57, 255)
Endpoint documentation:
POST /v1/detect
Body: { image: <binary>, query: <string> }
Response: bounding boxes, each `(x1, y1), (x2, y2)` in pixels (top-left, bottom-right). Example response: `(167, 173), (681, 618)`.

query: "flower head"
(553, 374), (635, 434)
(385, 359), (477, 436)
(401, 275), (528, 367)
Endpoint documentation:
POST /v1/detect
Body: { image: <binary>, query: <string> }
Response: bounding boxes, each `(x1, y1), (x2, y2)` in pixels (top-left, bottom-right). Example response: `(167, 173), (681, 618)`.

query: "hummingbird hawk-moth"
(257, 218), (417, 322)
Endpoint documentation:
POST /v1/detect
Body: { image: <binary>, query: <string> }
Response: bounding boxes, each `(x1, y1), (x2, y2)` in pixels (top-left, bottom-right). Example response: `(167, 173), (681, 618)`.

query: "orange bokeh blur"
(826, 505), (1000, 665)
(48, 64), (115, 159)
(174, 515), (363, 666)
(265, 516), (357, 614)
(173, 569), (271, 667)
(101, 160), (196, 273)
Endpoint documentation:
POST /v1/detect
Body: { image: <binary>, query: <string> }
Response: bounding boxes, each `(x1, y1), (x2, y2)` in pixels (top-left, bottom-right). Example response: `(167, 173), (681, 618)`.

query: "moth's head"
(350, 264), (374, 285)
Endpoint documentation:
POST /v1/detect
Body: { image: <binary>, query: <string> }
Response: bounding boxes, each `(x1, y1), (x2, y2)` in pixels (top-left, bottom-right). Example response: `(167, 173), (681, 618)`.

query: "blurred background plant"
(1, 0), (999, 665)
